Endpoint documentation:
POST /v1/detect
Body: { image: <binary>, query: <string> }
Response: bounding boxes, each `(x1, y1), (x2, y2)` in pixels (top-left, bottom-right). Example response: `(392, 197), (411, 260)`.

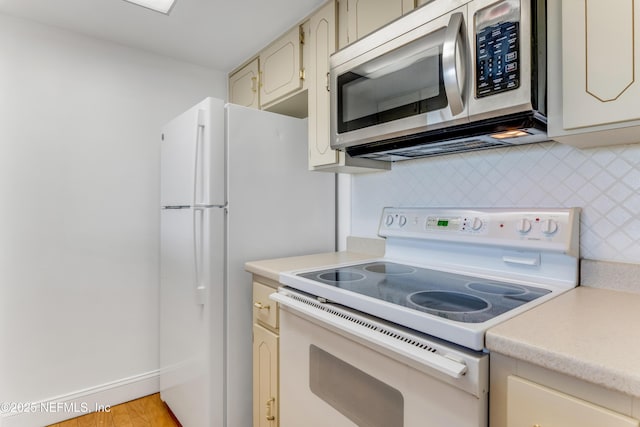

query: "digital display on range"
(427, 217), (460, 231)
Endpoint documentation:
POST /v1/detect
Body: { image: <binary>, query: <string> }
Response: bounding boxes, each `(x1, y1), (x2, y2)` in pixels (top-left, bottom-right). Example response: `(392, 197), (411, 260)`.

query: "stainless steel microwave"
(330, 0), (547, 161)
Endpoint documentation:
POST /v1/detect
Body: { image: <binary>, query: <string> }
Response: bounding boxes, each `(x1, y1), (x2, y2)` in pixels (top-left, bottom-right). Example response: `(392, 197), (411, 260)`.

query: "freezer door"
(161, 97), (225, 207)
(160, 206), (225, 426)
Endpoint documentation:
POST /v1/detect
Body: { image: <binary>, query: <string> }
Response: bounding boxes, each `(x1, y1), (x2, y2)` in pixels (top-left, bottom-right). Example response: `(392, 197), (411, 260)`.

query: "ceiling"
(0, 0), (325, 72)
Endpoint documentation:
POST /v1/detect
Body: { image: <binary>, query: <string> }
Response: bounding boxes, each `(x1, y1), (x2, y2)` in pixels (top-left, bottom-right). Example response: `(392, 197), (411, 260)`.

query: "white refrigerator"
(159, 98), (335, 427)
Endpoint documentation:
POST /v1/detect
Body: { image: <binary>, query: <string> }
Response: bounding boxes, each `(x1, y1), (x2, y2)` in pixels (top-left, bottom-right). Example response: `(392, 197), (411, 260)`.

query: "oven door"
(272, 290), (488, 427)
(330, 5), (470, 150)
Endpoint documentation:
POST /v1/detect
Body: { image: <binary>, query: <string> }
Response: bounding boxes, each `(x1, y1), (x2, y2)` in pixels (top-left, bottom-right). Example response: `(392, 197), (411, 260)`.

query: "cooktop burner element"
(280, 207), (581, 350)
(363, 262), (416, 275)
(317, 271), (366, 283)
(298, 261), (550, 323)
(407, 291), (490, 313)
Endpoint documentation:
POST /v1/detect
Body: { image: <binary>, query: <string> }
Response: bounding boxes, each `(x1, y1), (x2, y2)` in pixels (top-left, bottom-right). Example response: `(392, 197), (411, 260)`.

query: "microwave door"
(333, 9), (470, 149)
(337, 32), (447, 137)
(358, 30), (443, 80)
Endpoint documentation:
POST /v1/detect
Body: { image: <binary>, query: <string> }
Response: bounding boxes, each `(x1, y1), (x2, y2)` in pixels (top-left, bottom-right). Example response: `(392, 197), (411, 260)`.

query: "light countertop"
(245, 251), (379, 282)
(486, 285), (640, 397)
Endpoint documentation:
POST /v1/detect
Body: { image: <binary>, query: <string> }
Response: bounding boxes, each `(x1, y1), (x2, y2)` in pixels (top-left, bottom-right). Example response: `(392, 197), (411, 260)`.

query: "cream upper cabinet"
(548, 0), (640, 148)
(308, 1), (338, 167)
(229, 58), (260, 109)
(338, 0), (416, 48)
(228, 0), (390, 173)
(561, 0), (640, 129)
(508, 376), (639, 427)
(259, 26), (304, 108)
(310, 1), (390, 173)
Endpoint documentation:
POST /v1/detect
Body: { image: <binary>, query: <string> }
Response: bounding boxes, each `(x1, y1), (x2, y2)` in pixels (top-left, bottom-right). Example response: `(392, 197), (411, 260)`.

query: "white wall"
(0, 13), (226, 425)
(349, 141), (640, 265)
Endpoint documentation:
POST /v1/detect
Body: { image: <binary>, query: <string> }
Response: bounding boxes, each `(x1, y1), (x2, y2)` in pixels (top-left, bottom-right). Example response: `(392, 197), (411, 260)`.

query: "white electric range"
(271, 207), (580, 427)
(279, 207), (580, 351)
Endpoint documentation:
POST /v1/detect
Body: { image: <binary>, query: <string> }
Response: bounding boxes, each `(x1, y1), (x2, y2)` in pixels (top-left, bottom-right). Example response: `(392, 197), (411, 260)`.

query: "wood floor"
(47, 394), (179, 427)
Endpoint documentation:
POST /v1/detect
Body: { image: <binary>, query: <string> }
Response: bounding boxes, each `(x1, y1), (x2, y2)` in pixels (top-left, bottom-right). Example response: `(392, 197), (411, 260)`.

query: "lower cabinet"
(252, 278), (280, 427)
(253, 324), (279, 427)
(491, 353), (640, 427)
(508, 376), (639, 427)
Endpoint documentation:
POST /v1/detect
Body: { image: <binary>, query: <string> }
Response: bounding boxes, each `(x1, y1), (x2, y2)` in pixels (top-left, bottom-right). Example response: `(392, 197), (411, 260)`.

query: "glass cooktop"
(297, 261), (550, 323)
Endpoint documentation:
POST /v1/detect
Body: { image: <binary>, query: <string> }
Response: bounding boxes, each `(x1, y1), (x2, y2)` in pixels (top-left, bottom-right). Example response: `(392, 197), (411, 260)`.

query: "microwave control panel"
(475, 1), (521, 98)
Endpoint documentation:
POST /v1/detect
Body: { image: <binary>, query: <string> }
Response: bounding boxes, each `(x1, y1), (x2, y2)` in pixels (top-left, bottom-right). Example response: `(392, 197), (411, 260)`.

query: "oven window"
(337, 28), (449, 134)
(309, 345), (404, 427)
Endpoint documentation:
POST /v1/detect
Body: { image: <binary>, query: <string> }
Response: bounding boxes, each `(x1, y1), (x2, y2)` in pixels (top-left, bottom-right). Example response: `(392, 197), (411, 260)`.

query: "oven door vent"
(271, 291), (482, 358)
(281, 288), (439, 354)
(379, 329), (438, 353)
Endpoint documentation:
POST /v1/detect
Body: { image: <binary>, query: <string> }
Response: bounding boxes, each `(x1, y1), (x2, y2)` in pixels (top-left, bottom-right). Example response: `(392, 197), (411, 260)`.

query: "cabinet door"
(260, 26), (303, 107)
(308, 0), (338, 167)
(507, 376), (639, 427)
(253, 324), (279, 427)
(561, 1), (640, 130)
(229, 58), (260, 109)
(346, 0), (413, 44)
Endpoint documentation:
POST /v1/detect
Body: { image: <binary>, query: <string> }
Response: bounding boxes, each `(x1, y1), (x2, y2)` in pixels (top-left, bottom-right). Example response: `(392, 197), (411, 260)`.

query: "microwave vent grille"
(359, 139), (509, 161)
(342, 112), (549, 162)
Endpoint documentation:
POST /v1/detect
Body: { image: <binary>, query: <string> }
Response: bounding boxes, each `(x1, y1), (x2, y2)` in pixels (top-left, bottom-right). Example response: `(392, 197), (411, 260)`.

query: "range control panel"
(379, 207), (580, 256)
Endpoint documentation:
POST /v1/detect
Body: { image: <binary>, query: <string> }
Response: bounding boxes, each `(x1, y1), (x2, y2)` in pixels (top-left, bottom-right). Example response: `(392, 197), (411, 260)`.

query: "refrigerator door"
(161, 97), (225, 207)
(160, 206), (225, 427)
(225, 104), (336, 427)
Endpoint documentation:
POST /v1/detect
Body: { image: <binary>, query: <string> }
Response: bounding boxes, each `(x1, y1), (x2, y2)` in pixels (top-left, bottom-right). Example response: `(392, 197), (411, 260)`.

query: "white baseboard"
(1, 370), (160, 427)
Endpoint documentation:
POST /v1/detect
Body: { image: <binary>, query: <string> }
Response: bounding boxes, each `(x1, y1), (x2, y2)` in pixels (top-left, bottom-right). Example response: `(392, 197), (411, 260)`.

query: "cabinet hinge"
(299, 26), (305, 45)
(299, 68), (306, 81)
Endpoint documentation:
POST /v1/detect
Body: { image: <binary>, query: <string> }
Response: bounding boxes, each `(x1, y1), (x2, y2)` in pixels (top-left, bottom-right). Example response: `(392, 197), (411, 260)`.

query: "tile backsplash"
(351, 141), (640, 264)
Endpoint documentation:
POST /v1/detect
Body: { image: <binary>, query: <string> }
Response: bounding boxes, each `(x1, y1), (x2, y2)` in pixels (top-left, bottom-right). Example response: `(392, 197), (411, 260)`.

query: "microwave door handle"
(442, 12), (466, 117)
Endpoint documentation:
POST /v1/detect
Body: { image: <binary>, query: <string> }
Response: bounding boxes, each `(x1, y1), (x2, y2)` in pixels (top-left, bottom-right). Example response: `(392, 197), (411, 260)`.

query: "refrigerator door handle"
(193, 109), (207, 207)
(194, 206), (206, 305)
(163, 205), (191, 210)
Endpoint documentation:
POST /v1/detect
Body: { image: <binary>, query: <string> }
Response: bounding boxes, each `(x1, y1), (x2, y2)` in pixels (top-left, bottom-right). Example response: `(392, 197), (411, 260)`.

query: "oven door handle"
(271, 291), (468, 379)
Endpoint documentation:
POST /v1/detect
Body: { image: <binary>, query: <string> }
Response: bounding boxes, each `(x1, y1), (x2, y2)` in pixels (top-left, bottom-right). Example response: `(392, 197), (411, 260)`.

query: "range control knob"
(399, 215), (407, 227)
(540, 219), (558, 235)
(385, 215), (394, 226)
(470, 217), (483, 231)
(516, 218), (532, 234)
